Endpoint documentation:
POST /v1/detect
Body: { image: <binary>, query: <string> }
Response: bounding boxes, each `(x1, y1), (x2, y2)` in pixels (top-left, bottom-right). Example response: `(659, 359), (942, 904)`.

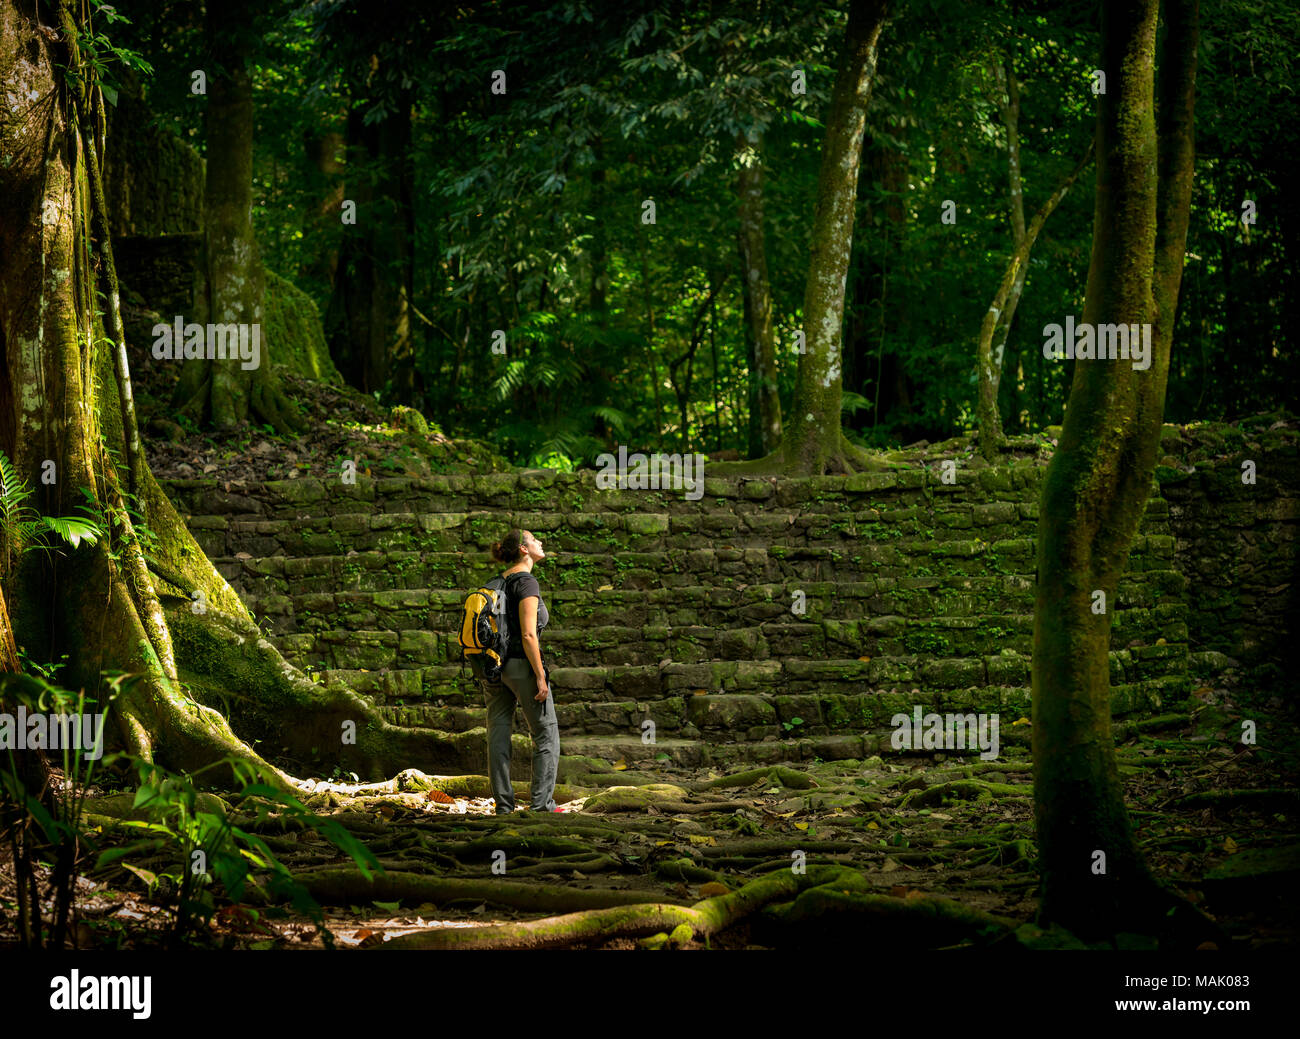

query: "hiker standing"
(485, 529), (562, 813)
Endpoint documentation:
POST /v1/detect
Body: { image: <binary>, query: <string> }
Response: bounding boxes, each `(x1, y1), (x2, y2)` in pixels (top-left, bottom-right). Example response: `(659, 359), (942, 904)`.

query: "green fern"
(0, 449), (104, 577)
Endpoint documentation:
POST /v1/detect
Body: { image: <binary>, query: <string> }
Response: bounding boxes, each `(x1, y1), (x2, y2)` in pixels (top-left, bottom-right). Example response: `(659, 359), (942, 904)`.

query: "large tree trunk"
(1031, 0), (1207, 943)
(736, 131), (782, 456)
(1, 0), (265, 776)
(0, 0), (456, 785)
(326, 91), (415, 402)
(175, 0), (302, 433)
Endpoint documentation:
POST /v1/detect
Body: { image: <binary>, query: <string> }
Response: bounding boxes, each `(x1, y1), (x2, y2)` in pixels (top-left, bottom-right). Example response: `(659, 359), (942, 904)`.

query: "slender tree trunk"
(742, 260), (762, 457)
(975, 59), (1027, 457)
(992, 60), (1028, 365)
(668, 276), (726, 453)
(1032, 0), (1210, 944)
(736, 131), (782, 455)
(779, 0), (889, 475)
(710, 291), (720, 450)
(637, 224), (664, 440)
(977, 142), (1093, 460)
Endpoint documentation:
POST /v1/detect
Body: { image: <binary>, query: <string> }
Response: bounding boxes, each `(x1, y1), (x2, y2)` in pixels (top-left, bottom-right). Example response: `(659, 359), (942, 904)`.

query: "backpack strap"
(498, 571), (533, 660)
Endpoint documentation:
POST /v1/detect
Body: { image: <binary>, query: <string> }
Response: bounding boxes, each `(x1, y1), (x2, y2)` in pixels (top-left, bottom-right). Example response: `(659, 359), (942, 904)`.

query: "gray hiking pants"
(484, 657), (559, 813)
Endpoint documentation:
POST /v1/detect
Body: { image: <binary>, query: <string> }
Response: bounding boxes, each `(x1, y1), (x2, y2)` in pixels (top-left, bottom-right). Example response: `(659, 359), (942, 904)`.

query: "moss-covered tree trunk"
(0, 0), (458, 785)
(736, 131), (782, 457)
(175, 0), (301, 433)
(711, 1), (888, 478)
(780, 0), (887, 475)
(1032, 0), (1203, 942)
(326, 91), (415, 402)
(1, 0), (266, 775)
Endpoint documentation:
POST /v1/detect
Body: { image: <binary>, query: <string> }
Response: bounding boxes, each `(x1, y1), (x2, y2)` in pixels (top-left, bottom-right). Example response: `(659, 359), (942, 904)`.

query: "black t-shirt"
(503, 572), (548, 661)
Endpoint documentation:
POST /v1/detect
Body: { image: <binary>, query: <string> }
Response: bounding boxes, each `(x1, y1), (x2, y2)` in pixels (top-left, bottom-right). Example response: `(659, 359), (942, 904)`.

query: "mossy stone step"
(313, 656), (1185, 712)
(165, 466), (1180, 518)
(238, 573), (1186, 634)
(186, 505), (1173, 560)
(209, 536), (1176, 594)
(166, 467), (1087, 518)
(270, 605), (1186, 670)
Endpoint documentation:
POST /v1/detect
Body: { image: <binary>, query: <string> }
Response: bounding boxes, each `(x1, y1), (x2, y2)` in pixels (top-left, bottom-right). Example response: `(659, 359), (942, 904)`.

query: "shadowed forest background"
(95, 0), (1298, 455)
(0, 0), (1296, 956)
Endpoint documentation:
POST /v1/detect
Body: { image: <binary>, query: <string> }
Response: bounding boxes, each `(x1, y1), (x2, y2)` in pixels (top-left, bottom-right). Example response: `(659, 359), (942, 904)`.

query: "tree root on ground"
(902, 780), (1031, 808)
(378, 865), (853, 950)
(283, 869), (671, 913)
(691, 766), (818, 792)
(654, 859), (730, 884)
(761, 872), (1018, 948)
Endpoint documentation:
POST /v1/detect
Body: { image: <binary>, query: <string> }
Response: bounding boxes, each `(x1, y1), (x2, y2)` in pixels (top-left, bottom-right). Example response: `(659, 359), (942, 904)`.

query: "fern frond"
(40, 516), (103, 549)
(587, 405), (633, 435)
(0, 450), (33, 536)
(841, 391), (872, 416)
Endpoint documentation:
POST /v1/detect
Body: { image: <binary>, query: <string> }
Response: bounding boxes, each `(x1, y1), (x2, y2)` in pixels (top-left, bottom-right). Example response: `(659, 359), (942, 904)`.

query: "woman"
(485, 529), (562, 813)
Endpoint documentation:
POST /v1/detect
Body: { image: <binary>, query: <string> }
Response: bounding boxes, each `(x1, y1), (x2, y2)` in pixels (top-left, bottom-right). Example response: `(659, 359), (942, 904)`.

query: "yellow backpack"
(458, 573), (521, 684)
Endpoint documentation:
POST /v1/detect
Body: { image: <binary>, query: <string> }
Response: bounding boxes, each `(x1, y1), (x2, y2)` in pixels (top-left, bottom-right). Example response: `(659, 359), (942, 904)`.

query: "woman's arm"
(518, 596), (549, 701)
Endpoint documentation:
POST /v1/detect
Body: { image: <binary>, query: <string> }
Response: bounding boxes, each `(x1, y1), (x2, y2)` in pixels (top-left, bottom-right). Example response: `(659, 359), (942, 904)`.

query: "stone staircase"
(161, 461), (1190, 769)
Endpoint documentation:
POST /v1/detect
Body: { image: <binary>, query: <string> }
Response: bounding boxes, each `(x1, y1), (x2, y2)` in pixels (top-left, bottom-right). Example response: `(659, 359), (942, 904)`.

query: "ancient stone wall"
(163, 452), (1206, 766)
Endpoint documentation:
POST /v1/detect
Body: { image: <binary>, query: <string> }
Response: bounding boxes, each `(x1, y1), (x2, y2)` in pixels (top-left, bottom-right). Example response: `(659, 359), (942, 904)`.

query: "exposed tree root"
(766, 875), (1017, 948)
(703, 432), (893, 478)
(1112, 713), (1193, 740)
(288, 869), (671, 914)
(654, 859), (730, 884)
(378, 864), (853, 950)
(902, 780), (1031, 808)
(696, 839), (862, 858)
(507, 855), (619, 878)
(837, 432), (893, 473)
(657, 799), (755, 813)
(692, 766), (818, 792)
(707, 459), (784, 477)
(963, 760), (1033, 776)
(165, 608), (486, 780)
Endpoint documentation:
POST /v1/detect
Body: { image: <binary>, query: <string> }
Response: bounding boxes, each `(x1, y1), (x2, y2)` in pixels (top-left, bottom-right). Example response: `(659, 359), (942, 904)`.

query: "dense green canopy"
(104, 0), (1296, 463)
